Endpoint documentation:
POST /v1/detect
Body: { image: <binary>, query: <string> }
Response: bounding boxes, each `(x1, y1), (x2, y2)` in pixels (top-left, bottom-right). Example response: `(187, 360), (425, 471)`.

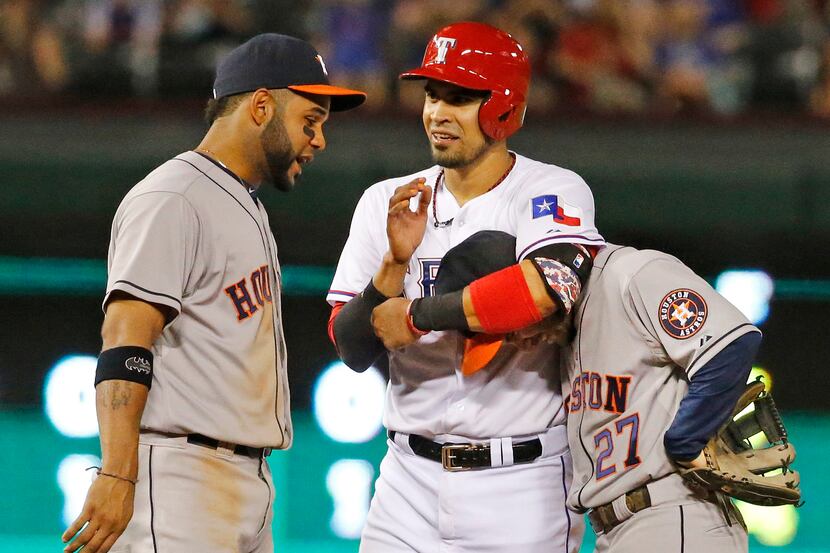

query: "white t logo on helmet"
(432, 37), (457, 64)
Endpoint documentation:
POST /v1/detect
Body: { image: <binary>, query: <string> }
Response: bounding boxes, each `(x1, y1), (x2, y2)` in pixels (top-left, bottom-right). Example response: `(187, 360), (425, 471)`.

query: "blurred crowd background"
(3, 0), (830, 118)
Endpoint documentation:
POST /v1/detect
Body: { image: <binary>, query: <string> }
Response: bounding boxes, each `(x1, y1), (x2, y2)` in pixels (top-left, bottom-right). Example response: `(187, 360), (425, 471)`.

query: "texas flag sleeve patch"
(530, 195), (582, 226)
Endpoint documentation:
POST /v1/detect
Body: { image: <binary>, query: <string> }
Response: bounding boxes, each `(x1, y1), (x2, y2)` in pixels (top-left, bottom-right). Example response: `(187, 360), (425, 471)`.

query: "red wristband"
(406, 300), (430, 337)
(469, 264), (542, 334)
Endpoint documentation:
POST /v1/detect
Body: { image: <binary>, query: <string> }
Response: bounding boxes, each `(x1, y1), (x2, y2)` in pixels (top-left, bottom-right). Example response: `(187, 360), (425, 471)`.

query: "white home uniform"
(104, 151), (290, 553)
(563, 244), (759, 553)
(329, 153), (603, 553)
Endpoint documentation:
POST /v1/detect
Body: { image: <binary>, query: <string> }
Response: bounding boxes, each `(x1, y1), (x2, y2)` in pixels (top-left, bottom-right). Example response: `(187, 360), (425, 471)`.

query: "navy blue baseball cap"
(212, 33), (366, 112)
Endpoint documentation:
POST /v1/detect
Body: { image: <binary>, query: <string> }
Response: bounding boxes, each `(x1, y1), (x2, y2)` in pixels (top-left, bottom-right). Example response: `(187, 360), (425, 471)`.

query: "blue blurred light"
(715, 270), (774, 325)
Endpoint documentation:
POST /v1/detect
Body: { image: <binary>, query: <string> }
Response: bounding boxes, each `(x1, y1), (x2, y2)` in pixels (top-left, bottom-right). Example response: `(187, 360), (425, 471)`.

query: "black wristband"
(410, 290), (468, 332)
(95, 346), (154, 388)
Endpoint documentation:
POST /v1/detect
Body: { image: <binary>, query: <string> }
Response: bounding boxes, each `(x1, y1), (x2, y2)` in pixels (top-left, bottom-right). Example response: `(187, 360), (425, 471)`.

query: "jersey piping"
(111, 280), (184, 309)
(174, 157), (287, 446)
(518, 234), (606, 261)
(685, 322), (758, 374)
(559, 455), (573, 551)
(149, 445), (158, 553)
(574, 245), (628, 511)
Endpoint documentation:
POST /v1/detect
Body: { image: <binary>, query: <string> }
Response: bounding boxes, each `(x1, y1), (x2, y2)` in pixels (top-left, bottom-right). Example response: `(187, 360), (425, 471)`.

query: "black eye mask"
(303, 125), (315, 139)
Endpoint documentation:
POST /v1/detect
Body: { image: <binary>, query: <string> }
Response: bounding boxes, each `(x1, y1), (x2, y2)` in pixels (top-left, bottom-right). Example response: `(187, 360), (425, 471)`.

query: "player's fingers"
(405, 177), (426, 189)
(388, 198), (413, 216)
(64, 521), (98, 553)
(416, 185), (433, 216)
(79, 528), (109, 553)
(96, 532), (121, 553)
(81, 524), (120, 553)
(388, 191), (416, 211)
(62, 512), (89, 543)
(388, 179), (426, 208)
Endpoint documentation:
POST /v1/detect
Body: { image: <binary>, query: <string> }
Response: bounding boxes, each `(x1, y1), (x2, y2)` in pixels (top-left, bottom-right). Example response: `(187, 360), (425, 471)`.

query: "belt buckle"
(441, 443), (484, 472)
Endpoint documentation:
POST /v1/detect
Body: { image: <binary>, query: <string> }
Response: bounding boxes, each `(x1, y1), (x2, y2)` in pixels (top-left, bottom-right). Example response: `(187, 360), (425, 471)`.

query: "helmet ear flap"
(478, 92), (525, 141)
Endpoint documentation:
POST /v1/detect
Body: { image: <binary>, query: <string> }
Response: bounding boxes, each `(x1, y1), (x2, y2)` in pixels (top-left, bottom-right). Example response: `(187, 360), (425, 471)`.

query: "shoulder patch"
(530, 195), (581, 226)
(658, 289), (707, 339)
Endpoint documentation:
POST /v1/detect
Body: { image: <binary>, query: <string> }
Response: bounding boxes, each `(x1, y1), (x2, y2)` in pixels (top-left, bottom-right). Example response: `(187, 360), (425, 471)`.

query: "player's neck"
(197, 127), (258, 188)
(443, 146), (513, 206)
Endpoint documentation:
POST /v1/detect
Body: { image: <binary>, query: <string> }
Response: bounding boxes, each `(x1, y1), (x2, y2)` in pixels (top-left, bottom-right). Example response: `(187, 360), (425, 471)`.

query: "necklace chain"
(196, 148), (252, 192)
(432, 153), (516, 229)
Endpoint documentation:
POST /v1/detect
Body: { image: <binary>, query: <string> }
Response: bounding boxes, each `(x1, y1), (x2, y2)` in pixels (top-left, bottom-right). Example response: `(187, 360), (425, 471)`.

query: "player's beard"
(431, 136), (495, 169)
(260, 113), (296, 192)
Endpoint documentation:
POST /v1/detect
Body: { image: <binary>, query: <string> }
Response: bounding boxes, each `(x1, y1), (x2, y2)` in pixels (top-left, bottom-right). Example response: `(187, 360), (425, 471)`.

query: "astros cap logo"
(432, 36), (457, 64)
(658, 289), (708, 339)
(315, 54), (328, 76)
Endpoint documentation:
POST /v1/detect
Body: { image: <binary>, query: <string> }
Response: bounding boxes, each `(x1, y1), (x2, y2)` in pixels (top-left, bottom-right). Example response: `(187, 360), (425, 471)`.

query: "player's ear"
(249, 88), (274, 126)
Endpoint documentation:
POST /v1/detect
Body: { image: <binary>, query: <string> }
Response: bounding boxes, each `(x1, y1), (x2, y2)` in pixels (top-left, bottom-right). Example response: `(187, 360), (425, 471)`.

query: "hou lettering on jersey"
(224, 265), (274, 321)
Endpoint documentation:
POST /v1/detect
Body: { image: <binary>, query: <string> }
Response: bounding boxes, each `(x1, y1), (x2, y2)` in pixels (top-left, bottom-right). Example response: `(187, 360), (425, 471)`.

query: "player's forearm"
(372, 252), (409, 297)
(333, 280), (389, 371)
(95, 380), (149, 478)
(664, 332), (761, 461)
(462, 260), (556, 332)
(95, 298), (165, 476)
(411, 260), (556, 334)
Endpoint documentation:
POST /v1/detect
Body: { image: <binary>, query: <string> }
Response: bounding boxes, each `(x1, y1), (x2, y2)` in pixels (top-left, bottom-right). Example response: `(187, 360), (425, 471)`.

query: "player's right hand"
(386, 178), (432, 264)
(372, 297), (422, 349)
(62, 474), (135, 553)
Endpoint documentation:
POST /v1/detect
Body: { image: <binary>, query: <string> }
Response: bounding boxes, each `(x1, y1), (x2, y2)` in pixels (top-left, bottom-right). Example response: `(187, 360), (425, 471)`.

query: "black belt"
(388, 430), (542, 471)
(187, 433), (271, 459)
(588, 485), (652, 535)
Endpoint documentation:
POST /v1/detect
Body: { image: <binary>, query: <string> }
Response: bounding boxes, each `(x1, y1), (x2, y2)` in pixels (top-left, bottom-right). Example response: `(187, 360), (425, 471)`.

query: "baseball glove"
(679, 378), (801, 507)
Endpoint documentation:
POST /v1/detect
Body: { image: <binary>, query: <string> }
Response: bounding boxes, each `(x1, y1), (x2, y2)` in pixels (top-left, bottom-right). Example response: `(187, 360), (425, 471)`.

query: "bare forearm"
(96, 380), (149, 478)
(372, 252), (409, 298)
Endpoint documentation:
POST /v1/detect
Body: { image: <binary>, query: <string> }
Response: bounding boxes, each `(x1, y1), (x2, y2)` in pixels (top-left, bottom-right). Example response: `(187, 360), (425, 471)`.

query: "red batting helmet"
(400, 22), (531, 141)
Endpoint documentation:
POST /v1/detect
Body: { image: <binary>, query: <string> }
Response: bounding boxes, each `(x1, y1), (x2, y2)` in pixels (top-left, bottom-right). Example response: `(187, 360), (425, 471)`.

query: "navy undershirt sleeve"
(664, 331), (762, 462)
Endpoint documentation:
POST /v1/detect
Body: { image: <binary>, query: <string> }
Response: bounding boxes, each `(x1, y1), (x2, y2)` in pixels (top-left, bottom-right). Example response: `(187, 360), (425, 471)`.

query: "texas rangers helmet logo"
(432, 36), (457, 64)
(659, 289), (707, 339)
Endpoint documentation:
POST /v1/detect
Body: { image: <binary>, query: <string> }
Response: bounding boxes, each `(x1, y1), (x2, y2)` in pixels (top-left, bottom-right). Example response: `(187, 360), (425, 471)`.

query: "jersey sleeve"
(627, 257), (760, 378)
(327, 187), (387, 305)
(103, 191), (200, 319)
(514, 170), (604, 261)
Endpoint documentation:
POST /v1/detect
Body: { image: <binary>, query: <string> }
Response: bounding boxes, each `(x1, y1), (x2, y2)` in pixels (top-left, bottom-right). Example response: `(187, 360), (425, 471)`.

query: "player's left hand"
(372, 298), (421, 349)
(506, 315), (571, 349)
(61, 472), (135, 553)
(674, 450), (708, 470)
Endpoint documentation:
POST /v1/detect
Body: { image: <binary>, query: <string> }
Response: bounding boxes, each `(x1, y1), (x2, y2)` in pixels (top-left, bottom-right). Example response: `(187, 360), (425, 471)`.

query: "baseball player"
(327, 23), (603, 552)
(61, 34), (365, 553)
(458, 234), (760, 552)
(560, 243), (760, 552)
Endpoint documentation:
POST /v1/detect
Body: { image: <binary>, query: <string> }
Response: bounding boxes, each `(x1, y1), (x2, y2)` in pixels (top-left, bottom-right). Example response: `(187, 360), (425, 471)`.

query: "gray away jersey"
(104, 151), (291, 449)
(562, 244), (759, 510)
